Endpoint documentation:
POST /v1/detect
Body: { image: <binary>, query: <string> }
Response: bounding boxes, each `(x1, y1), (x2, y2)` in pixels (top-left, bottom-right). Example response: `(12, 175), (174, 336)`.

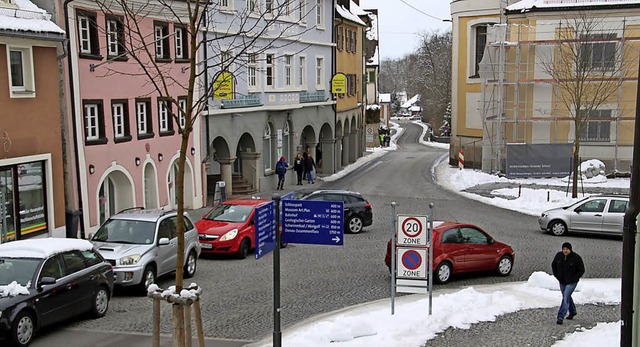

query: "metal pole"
(428, 203), (434, 316)
(273, 194), (282, 347)
(390, 202), (396, 315)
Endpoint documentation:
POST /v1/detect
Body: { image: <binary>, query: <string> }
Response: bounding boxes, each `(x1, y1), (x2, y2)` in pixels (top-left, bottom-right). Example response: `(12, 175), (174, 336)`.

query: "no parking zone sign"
(396, 248), (428, 279)
(396, 215), (428, 246)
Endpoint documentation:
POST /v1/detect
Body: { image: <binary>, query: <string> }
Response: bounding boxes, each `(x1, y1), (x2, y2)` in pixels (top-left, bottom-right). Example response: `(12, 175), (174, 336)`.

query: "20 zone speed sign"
(396, 215), (428, 246)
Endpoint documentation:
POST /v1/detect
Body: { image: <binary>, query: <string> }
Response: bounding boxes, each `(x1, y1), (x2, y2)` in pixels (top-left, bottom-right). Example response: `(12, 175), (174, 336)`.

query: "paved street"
(44, 122), (622, 346)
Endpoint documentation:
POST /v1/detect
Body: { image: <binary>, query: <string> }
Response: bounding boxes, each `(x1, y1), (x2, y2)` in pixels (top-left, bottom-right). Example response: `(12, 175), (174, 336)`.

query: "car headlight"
(541, 213), (547, 218)
(119, 255), (141, 266)
(219, 229), (238, 241)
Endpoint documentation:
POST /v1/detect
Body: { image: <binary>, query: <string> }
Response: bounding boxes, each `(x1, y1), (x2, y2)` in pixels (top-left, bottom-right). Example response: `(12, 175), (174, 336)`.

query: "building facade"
(0, 0), (66, 242)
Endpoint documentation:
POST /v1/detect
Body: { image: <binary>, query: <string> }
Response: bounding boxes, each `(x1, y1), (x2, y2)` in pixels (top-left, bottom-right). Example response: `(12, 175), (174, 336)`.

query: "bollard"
(547, 191), (550, 202)
(518, 185), (521, 198)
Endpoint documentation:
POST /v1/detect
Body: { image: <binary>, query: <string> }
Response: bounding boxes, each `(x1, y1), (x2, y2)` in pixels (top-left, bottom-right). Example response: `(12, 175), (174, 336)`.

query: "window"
(83, 100), (107, 144)
(62, 251), (87, 275)
(315, 57), (323, 87)
(175, 25), (188, 61)
(299, 0), (306, 23)
(284, 55), (293, 87)
(136, 98), (153, 139)
(266, 0), (273, 13)
(368, 70), (375, 83)
(248, 0), (258, 13)
(154, 22), (170, 60)
(299, 56), (306, 87)
(337, 27), (344, 51)
(40, 256), (64, 280)
(106, 15), (125, 59)
(220, 0), (231, 10)
(266, 53), (275, 88)
(158, 98), (174, 135)
(441, 229), (461, 244)
(577, 199), (607, 213)
(263, 123), (273, 171)
(80, 249), (104, 267)
(316, 0), (323, 27)
(77, 10), (100, 58)
(581, 34), (616, 70)
(471, 24), (488, 78)
(221, 50), (233, 71)
(178, 97), (187, 130)
(581, 109), (612, 142)
(460, 227), (490, 244)
(248, 53), (258, 88)
(608, 199), (628, 213)
(111, 100), (131, 142)
(283, 0), (292, 16)
(7, 47), (35, 97)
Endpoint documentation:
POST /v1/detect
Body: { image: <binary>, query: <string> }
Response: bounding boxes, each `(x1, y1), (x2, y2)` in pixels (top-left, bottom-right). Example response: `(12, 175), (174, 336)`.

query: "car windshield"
(0, 257), (41, 286)
(203, 204), (253, 222)
(92, 219), (156, 244)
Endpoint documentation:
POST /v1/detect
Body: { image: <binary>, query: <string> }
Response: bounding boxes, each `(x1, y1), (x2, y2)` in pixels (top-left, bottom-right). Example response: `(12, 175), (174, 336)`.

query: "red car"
(196, 198), (271, 259)
(385, 221), (515, 284)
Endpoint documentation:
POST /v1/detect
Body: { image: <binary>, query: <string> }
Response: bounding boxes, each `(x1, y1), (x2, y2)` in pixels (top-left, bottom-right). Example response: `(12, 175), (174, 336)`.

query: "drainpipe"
(202, 11), (210, 158)
(63, 0), (86, 238)
(332, 0), (337, 174)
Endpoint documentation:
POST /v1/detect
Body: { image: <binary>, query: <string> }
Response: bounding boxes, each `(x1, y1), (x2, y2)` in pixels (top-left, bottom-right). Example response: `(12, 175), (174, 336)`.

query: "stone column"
(342, 134), (350, 167)
(321, 138), (335, 175)
(217, 157), (235, 197)
(241, 152), (261, 192)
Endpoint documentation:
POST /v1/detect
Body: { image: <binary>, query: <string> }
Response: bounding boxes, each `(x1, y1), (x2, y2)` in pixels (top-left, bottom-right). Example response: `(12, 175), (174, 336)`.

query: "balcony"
(299, 91), (326, 103)
(221, 95), (262, 109)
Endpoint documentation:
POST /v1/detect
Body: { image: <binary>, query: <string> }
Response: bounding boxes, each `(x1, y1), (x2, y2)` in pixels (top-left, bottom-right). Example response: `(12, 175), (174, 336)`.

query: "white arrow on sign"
(332, 236), (341, 243)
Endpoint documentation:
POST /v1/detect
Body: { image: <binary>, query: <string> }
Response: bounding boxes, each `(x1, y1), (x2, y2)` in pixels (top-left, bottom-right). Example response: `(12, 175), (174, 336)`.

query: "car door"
(438, 228), (467, 271)
(156, 216), (178, 275)
(35, 254), (76, 327)
(459, 227), (496, 271)
(602, 199), (628, 234)
(570, 198), (606, 232)
(60, 250), (96, 314)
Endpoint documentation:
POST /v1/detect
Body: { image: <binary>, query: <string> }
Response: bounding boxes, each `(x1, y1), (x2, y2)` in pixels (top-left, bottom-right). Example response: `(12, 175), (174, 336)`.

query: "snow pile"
(0, 281), (31, 297)
(580, 159), (606, 179)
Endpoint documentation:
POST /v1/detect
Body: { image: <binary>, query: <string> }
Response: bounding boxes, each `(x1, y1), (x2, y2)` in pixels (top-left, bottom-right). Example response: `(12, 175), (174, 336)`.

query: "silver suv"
(538, 194), (629, 236)
(90, 208), (200, 293)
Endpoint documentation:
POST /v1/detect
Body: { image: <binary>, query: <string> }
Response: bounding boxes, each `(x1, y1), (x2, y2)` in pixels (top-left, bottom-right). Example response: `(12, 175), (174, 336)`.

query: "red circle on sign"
(401, 250), (422, 270)
(401, 217), (423, 238)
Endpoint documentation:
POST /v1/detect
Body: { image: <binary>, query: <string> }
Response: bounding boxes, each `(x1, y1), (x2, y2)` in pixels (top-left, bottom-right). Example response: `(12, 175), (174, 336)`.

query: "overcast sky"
(359, 0), (452, 60)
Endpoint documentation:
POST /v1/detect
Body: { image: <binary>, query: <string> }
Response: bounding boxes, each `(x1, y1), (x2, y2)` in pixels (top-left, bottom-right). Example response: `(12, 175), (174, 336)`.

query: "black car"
(296, 189), (373, 233)
(0, 238), (114, 347)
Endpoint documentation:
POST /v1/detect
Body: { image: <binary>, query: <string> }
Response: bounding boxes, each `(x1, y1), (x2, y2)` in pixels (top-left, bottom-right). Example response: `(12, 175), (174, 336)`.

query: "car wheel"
(347, 215), (364, 234)
(496, 255), (513, 276)
(138, 265), (156, 294)
(10, 311), (35, 347)
(91, 286), (110, 318)
(435, 262), (452, 284)
(550, 221), (568, 236)
(184, 250), (197, 279)
(237, 239), (250, 259)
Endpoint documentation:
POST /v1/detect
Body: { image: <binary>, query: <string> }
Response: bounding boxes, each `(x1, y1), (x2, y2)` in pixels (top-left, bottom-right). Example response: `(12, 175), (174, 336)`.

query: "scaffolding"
(478, 17), (640, 174)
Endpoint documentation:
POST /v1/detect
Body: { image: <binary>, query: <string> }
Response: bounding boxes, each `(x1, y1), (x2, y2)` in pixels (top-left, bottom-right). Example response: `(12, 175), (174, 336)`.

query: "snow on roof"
(350, 1), (369, 16)
(401, 94), (420, 108)
(379, 93), (391, 103)
(410, 105), (421, 111)
(0, 0), (64, 35)
(367, 46), (379, 66)
(507, 0), (640, 12)
(0, 238), (94, 259)
(366, 11), (378, 40)
(336, 4), (367, 26)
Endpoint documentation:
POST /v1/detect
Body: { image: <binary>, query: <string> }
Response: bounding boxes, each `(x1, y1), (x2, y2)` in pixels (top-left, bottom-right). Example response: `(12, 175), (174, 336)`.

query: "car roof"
(108, 208), (183, 222)
(0, 238), (94, 259)
(221, 198), (272, 207)
(588, 194), (629, 199)
(303, 189), (363, 196)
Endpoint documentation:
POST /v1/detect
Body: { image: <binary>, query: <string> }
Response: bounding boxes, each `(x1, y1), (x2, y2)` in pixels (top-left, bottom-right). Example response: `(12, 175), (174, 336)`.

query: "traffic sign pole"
(273, 194), (282, 347)
(428, 203), (434, 316)
(391, 202), (396, 315)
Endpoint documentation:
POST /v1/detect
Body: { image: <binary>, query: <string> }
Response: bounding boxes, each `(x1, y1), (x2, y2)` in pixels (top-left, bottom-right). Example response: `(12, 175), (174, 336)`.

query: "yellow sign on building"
(213, 71), (234, 99)
(331, 73), (347, 94)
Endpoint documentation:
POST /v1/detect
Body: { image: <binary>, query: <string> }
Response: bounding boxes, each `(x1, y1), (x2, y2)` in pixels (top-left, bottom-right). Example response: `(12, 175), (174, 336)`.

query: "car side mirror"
(574, 208), (582, 213)
(488, 238), (494, 244)
(87, 233), (93, 240)
(38, 277), (56, 287)
(158, 237), (170, 245)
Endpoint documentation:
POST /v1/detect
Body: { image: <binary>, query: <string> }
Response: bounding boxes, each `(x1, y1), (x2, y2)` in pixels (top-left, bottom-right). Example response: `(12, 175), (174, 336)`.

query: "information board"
(282, 200), (344, 245)
(255, 201), (276, 259)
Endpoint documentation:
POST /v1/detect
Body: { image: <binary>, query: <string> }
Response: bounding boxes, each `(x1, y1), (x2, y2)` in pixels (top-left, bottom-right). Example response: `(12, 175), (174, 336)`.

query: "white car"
(538, 194), (629, 236)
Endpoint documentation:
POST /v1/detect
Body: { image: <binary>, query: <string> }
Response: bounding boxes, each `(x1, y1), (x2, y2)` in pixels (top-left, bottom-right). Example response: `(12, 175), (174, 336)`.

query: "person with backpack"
(275, 156), (288, 190)
(293, 152), (304, 185)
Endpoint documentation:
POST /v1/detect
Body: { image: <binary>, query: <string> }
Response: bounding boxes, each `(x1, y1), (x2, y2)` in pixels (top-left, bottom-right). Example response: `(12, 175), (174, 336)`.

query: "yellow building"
(335, 1), (367, 169)
(451, 0), (637, 174)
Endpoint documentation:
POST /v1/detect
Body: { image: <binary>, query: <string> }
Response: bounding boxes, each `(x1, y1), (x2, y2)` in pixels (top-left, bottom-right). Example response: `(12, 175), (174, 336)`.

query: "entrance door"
(99, 177), (116, 225)
(0, 168), (15, 243)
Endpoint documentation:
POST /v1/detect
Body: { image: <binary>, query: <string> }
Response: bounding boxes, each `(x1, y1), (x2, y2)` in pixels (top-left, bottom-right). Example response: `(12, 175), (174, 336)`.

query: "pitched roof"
(0, 0), (64, 37)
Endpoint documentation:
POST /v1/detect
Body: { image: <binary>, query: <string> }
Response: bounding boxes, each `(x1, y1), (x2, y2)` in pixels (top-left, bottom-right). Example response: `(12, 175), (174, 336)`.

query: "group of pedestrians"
(275, 145), (319, 190)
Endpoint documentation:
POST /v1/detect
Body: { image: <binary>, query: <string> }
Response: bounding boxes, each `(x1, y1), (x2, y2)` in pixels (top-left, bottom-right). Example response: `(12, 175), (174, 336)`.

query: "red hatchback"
(196, 198), (271, 259)
(385, 221), (515, 284)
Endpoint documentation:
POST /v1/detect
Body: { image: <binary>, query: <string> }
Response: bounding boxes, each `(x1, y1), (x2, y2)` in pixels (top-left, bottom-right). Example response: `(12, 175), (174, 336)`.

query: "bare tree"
(91, 0), (313, 344)
(538, 14), (634, 197)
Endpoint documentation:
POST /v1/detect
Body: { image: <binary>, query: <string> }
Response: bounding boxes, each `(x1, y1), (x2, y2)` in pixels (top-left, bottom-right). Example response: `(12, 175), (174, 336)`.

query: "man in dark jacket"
(551, 242), (585, 325)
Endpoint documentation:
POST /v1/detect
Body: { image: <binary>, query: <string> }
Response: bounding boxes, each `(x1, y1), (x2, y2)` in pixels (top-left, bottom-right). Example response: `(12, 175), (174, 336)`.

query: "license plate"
(199, 242), (212, 249)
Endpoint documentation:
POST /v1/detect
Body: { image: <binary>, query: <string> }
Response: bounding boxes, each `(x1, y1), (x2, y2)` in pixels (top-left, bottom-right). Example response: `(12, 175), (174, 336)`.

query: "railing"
(221, 95), (262, 109)
(299, 91), (326, 103)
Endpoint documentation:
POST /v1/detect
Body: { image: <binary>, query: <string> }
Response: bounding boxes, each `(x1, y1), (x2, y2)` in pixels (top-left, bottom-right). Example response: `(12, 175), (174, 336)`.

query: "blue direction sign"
(255, 200), (276, 259)
(282, 200), (344, 245)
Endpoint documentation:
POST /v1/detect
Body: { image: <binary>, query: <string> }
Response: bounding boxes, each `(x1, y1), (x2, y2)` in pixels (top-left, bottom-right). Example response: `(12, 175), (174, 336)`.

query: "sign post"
(255, 201), (276, 260)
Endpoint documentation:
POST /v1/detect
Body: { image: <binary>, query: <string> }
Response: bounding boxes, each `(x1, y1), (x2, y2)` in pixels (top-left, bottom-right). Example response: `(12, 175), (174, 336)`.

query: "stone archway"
(167, 156), (195, 209)
(318, 123), (333, 175)
(342, 118), (350, 167)
(349, 114), (358, 163)
(335, 119), (343, 171)
(237, 132), (257, 195)
(207, 136), (232, 204)
(143, 162), (158, 209)
(97, 169), (134, 226)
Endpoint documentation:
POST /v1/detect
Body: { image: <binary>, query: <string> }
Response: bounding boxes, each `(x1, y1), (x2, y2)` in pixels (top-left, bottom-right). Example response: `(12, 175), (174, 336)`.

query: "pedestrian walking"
(304, 154), (316, 184)
(379, 133), (385, 147)
(275, 156), (288, 190)
(293, 152), (304, 185)
(551, 242), (585, 325)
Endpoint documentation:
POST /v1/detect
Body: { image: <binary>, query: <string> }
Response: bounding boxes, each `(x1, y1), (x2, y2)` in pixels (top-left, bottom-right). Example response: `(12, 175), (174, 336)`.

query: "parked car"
(196, 198), (272, 259)
(0, 238), (113, 347)
(538, 194), (629, 236)
(90, 208), (200, 294)
(384, 221), (515, 284)
(295, 189), (373, 234)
